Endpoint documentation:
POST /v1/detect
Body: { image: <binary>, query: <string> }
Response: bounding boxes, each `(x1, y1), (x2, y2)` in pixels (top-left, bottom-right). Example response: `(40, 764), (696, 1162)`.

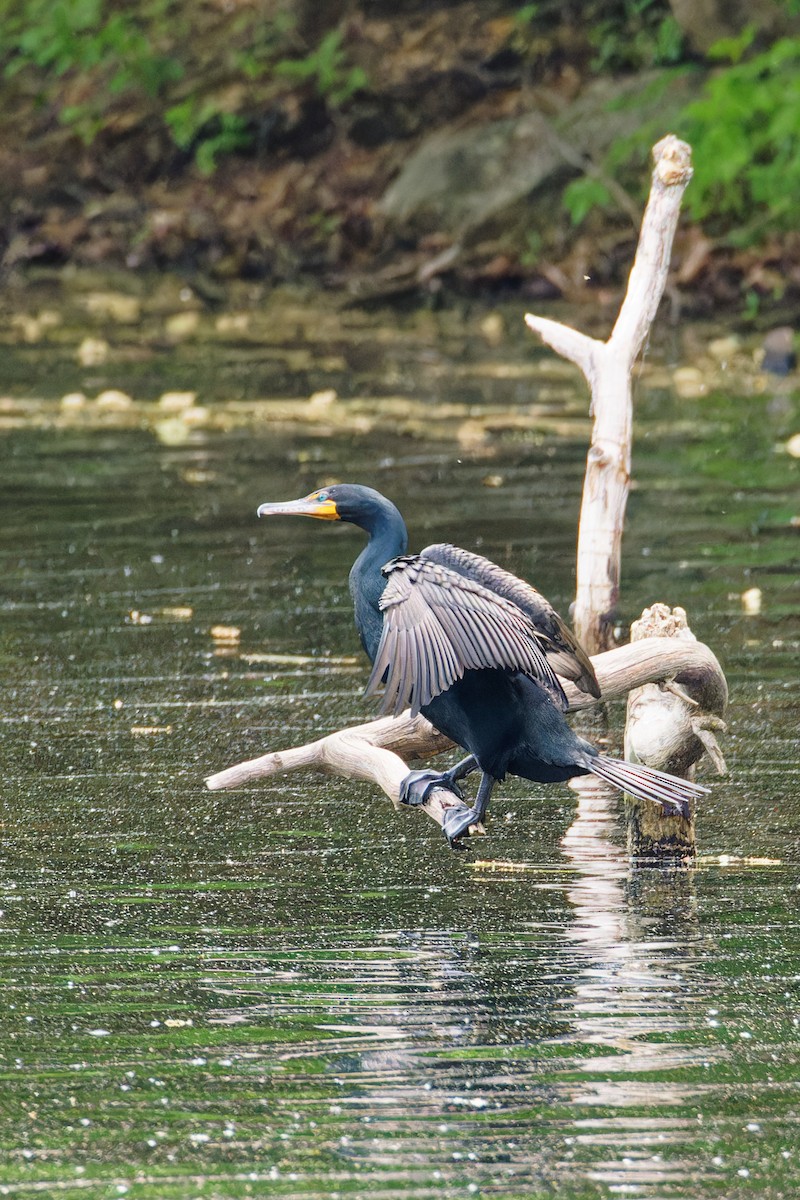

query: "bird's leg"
(399, 769), (465, 807)
(442, 773), (496, 847)
(442, 755), (479, 788)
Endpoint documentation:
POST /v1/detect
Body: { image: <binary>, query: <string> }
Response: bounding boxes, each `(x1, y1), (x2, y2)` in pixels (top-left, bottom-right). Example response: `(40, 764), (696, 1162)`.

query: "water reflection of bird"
(257, 484), (707, 846)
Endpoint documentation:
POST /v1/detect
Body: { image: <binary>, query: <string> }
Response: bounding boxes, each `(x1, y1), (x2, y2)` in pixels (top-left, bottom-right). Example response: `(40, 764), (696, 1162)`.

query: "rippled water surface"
(1, 299), (798, 1198)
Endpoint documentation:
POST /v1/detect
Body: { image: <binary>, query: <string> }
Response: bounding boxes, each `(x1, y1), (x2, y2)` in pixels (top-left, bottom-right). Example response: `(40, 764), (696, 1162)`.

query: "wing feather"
(421, 542), (601, 698)
(365, 553), (568, 717)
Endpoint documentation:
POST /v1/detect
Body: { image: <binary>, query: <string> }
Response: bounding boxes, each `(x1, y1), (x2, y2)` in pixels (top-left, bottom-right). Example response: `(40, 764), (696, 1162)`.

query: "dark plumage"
(257, 483), (707, 844)
(368, 552), (570, 717)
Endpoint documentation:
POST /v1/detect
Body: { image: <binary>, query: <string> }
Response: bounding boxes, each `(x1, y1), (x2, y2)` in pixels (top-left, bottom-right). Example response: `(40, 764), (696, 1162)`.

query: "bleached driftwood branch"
(206, 632), (726, 834)
(525, 135), (693, 655)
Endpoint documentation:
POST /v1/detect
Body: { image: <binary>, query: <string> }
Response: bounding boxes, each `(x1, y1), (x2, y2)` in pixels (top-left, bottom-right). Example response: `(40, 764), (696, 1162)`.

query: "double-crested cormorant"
(257, 484), (707, 844)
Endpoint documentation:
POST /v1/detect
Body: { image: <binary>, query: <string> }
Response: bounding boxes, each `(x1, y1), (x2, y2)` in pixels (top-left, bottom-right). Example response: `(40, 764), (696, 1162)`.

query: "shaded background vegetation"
(1, 0), (800, 313)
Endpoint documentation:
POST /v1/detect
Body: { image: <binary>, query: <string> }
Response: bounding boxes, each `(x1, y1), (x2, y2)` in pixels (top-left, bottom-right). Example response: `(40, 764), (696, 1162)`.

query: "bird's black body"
(426, 671), (587, 785)
(257, 483), (707, 843)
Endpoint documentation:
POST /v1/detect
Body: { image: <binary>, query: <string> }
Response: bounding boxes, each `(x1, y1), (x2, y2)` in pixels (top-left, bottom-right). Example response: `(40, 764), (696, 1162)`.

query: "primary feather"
(366, 553), (568, 717)
(421, 543), (601, 698)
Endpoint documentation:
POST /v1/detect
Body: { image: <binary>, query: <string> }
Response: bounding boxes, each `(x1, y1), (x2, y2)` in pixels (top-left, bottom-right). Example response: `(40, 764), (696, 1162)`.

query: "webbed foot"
(442, 772), (495, 847)
(399, 769), (464, 808)
(442, 804), (484, 847)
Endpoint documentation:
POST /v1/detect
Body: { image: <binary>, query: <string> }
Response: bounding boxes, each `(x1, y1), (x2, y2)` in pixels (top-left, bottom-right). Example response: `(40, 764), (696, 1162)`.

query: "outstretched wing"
(366, 553), (568, 718)
(421, 543), (601, 699)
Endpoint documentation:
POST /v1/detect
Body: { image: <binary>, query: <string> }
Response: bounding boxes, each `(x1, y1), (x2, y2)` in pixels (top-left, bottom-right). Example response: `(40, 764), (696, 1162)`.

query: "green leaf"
(562, 177), (612, 226)
(707, 25), (757, 64)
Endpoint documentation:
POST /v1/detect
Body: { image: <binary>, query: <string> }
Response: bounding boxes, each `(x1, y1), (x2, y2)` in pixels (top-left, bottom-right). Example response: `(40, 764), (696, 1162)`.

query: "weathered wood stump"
(624, 604), (727, 859)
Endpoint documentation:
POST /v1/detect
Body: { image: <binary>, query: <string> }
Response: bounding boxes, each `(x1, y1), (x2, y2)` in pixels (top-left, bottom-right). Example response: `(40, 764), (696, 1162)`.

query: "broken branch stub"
(623, 603), (728, 859)
(525, 135), (693, 654)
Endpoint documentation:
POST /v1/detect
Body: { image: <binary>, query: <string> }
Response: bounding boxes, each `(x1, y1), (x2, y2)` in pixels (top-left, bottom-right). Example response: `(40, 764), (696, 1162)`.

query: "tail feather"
(586, 754), (708, 818)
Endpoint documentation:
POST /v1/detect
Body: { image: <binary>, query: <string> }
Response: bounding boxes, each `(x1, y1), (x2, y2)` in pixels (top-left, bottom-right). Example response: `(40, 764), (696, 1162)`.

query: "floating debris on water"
(158, 390), (198, 411)
(696, 854), (783, 868)
(95, 389), (133, 411)
(210, 625), (241, 643)
(77, 336), (109, 366)
(741, 587), (763, 616)
(242, 652), (360, 667)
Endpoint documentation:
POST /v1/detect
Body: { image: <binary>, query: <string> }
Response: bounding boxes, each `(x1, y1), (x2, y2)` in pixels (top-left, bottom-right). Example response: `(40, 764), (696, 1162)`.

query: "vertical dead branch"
(525, 135), (693, 654)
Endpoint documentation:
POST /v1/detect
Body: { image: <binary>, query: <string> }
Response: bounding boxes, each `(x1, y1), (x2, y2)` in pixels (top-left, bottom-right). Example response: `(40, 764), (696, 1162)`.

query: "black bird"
(257, 484), (707, 845)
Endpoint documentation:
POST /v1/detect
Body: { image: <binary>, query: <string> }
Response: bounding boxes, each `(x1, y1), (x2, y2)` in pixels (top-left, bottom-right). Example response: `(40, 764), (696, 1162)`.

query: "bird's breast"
(421, 669), (528, 780)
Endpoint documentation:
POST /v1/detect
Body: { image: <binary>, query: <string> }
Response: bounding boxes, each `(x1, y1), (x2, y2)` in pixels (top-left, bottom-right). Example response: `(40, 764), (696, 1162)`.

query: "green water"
(1, 299), (799, 1198)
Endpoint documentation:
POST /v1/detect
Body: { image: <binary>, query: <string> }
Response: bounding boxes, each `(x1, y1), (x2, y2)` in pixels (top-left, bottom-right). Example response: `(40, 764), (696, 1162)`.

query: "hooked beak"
(256, 493), (340, 521)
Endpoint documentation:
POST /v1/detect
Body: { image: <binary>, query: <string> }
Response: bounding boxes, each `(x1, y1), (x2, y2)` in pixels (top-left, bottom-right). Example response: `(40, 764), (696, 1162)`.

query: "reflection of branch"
(205, 634), (724, 833)
(561, 771), (702, 1103)
(562, 776), (630, 949)
(526, 136), (693, 654)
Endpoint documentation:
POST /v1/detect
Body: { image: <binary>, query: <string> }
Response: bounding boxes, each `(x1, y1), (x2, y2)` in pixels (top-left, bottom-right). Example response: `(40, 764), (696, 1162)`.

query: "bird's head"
(257, 484), (401, 531)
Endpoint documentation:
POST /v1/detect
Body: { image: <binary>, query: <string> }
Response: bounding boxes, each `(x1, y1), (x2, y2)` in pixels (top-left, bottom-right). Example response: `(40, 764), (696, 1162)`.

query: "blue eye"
(317, 491), (329, 501)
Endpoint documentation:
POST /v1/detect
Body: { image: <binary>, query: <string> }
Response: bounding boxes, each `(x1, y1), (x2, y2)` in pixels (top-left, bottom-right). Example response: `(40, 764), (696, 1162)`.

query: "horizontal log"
(205, 634), (725, 834)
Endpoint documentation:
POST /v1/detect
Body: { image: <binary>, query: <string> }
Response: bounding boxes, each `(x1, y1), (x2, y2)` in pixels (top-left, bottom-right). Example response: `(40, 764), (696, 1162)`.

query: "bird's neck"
(348, 502), (408, 662)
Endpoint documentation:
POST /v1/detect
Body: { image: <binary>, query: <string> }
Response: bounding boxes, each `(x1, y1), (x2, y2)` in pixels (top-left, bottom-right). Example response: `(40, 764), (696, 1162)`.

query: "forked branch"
(525, 135), (693, 654)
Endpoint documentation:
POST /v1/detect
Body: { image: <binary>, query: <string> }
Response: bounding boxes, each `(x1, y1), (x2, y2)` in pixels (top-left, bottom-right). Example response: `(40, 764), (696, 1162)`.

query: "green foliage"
(274, 30), (367, 106)
(0, 1), (367, 172)
(680, 35), (800, 240)
(0, 0), (184, 146)
(520, 229), (543, 267)
(562, 177), (613, 226)
(164, 100), (251, 176)
(743, 289), (762, 321)
(510, 0), (682, 69)
(231, 11), (296, 82)
(588, 0), (684, 71)
(561, 31), (800, 254)
(1, 0), (182, 93)
(513, 3), (540, 23)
